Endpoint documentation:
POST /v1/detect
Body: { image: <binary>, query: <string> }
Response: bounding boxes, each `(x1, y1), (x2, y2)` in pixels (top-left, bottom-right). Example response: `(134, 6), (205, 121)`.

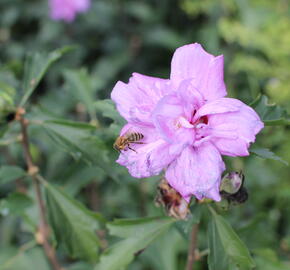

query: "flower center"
(190, 111), (210, 145)
(174, 116), (194, 129)
(191, 115), (208, 126)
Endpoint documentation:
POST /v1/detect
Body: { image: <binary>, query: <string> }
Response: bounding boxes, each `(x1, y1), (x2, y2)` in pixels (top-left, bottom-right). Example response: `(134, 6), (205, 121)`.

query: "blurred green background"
(0, 0), (290, 269)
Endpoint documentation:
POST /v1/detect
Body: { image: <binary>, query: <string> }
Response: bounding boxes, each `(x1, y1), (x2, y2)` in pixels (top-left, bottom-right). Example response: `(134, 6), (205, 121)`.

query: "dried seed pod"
(155, 178), (189, 220)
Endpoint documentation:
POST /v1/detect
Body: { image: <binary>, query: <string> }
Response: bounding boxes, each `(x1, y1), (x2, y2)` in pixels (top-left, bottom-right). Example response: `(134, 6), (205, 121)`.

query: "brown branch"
(86, 181), (100, 212)
(18, 108), (63, 270)
(185, 223), (199, 270)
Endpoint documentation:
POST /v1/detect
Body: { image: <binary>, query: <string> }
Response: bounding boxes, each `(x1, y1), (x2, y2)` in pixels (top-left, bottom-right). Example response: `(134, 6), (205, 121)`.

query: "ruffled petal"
(116, 124), (180, 178)
(152, 95), (183, 142)
(166, 143), (225, 202)
(177, 79), (204, 120)
(152, 94), (195, 145)
(170, 43), (226, 101)
(117, 139), (178, 178)
(208, 102), (264, 156)
(111, 73), (171, 125)
(194, 98), (243, 120)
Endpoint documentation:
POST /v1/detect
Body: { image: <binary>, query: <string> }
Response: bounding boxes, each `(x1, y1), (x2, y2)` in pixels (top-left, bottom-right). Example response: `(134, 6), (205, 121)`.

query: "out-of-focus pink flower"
(49, 0), (90, 22)
(111, 43), (264, 202)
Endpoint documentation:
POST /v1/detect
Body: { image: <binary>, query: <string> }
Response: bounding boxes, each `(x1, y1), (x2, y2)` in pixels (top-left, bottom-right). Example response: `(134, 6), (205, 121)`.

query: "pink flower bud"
(49, 0), (90, 22)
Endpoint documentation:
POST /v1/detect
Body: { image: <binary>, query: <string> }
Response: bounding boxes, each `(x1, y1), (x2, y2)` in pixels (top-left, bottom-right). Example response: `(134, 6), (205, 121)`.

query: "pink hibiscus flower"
(49, 0), (90, 22)
(111, 43), (264, 202)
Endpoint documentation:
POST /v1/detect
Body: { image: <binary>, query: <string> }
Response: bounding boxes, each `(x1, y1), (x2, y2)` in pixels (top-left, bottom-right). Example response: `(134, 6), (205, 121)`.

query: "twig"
(185, 223), (199, 270)
(86, 181), (100, 212)
(17, 108), (63, 270)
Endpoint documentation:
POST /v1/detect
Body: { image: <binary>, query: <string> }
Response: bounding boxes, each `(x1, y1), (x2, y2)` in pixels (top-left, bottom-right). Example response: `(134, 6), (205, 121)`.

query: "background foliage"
(0, 0), (290, 269)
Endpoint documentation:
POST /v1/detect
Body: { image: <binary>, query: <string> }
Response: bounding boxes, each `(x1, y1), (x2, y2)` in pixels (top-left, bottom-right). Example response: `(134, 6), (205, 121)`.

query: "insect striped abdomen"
(127, 133), (144, 142)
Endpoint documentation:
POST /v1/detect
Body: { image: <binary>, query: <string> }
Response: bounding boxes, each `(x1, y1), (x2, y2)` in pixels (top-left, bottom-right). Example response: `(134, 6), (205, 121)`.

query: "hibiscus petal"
(194, 98), (243, 120)
(152, 95), (183, 142)
(177, 79), (204, 120)
(111, 73), (171, 125)
(208, 102), (264, 156)
(152, 94), (195, 145)
(116, 123), (180, 177)
(170, 43), (226, 101)
(166, 143), (225, 202)
(117, 139), (177, 178)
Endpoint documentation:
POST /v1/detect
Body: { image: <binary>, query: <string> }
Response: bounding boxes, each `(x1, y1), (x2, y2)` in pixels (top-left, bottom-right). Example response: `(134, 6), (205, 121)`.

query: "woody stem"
(18, 110), (63, 270)
(185, 223), (199, 270)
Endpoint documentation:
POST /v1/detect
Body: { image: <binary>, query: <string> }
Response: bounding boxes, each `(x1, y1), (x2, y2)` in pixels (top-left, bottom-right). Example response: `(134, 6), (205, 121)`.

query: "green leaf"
(68, 262), (93, 270)
(141, 228), (184, 270)
(0, 83), (16, 137)
(250, 95), (290, 126)
(94, 99), (125, 125)
(253, 249), (290, 270)
(0, 124), (9, 139)
(19, 46), (73, 107)
(64, 167), (105, 197)
(0, 247), (50, 270)
(64, 69), (97, 121)
(95, 217), (175, 270)
(144, 27), (186, 50)
(44, 180), (103, 262)
(174, 203), (202, 240)
(0, 82), (16, 113)
(0, 192), (33, 217)
(0, 166), (26, 185)
(45, 119), (97, 130)
(42, 120), (100, 163)
(207, 207), (255, 270)
(40, 118), (119, 181)
(250, 147), (288, 166)
(92, 53), (130, 93)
